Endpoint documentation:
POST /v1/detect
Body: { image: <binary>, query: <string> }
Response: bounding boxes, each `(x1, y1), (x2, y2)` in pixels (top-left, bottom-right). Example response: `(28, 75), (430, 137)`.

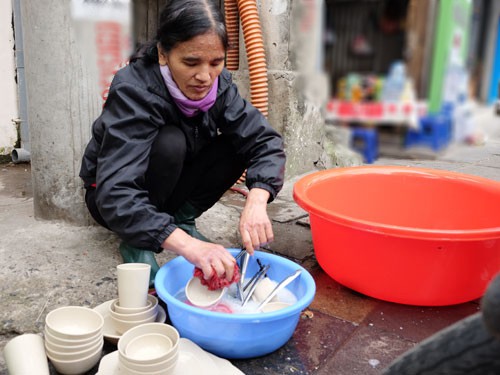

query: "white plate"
(97, 338), (244, 375)
(92, 299), (167, 345)
(179, 339), (244, 375)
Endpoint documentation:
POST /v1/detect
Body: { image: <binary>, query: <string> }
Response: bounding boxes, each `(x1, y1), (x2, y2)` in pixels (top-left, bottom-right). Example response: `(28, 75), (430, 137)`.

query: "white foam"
(175, 277), (298, 315)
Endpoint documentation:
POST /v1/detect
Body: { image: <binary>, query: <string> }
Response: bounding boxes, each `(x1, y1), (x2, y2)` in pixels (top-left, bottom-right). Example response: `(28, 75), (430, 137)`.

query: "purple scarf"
(160, 65), (218, 117)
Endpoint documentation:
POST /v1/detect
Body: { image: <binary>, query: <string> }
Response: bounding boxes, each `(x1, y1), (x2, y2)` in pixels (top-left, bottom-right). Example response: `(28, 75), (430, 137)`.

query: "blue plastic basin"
(154, 249), (316, 359)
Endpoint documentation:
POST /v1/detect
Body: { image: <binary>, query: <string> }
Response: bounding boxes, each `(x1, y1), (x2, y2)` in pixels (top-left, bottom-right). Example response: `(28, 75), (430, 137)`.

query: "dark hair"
(131, 0), (228, 63)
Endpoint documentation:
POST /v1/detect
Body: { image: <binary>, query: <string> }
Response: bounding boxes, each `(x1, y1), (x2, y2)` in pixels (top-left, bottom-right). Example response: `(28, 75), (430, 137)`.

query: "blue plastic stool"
(350, 127), (378, 163)
(405, 113), (451, 151)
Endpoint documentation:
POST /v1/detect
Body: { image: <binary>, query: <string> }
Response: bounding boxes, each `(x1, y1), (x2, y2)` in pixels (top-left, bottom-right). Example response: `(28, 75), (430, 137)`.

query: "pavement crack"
(35, 291), (53, 324)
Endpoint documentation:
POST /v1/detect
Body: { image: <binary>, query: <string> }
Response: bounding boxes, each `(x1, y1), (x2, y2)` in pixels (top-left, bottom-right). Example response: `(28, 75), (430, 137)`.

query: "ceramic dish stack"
(109, 294), (159, 335)
(117, 323), (180, 375)
(107, 263), (159, 335)
(44, 306), (104, 375)
(92, 263), (167, 344)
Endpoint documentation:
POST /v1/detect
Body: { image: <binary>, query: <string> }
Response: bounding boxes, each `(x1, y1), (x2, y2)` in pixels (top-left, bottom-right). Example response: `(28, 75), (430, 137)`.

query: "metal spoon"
(234, 249), (246, 262)
(257, 269), (302, 310)
(243, 261), (267, 292)
(237, 251), (250, 302)
(242, 264), (270, 307)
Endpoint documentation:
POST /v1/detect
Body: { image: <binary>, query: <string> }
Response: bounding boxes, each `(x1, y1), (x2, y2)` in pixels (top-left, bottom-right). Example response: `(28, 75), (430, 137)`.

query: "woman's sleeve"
(93, 82), (176, 251)
(218, 83), (286, 202)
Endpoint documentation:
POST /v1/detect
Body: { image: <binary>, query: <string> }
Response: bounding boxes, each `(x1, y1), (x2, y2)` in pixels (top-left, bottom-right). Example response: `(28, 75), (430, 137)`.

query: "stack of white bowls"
(44, 306), (104, 375)
(117, 323), (180, 375)
(109, 294), (159, 335)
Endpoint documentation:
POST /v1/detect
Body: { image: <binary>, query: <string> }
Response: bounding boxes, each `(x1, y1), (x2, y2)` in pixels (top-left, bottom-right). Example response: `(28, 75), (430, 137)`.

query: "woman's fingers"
(239, 188), (273, 254)
(241, 221), (274, 254)
(264, 222), (274, 244)
(241, 227), (255, 254)
(197, 244), (236, 281)
(200, 262), (214, 280)
(224, 260), (235, 281)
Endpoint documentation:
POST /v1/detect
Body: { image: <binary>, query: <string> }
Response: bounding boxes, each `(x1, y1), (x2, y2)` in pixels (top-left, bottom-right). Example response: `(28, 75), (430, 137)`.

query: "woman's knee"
(151, 126), (187, 162)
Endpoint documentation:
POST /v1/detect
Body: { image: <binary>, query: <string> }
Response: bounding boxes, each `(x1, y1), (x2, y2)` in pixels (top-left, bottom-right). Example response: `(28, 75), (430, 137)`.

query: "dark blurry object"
(483, 272), (500, 338)
(379, 0), (409, 34)
(383, 272), (500, 374)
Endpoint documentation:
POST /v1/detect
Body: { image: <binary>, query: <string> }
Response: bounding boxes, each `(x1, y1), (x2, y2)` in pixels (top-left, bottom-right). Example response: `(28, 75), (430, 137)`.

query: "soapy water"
(175, 277), (298, 314)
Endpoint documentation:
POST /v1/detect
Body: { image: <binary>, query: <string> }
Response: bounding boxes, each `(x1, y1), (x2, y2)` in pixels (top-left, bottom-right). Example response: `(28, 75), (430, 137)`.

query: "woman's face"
(160, 31), (225, 100)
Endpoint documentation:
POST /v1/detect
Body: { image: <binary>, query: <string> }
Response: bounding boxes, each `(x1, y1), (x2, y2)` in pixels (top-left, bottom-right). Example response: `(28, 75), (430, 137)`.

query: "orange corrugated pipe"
(236, 0), (268, 117)
(224, 0), (240, 71)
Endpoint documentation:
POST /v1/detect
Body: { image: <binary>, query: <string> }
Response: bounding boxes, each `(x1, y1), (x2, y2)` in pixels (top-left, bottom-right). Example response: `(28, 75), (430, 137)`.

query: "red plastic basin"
(293, 166), (500, 306)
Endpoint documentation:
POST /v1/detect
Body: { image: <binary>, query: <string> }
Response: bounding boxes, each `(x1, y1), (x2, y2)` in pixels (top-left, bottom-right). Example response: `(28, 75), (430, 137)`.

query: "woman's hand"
(162, 229), (236, 281)
(239, 188), (273, 254)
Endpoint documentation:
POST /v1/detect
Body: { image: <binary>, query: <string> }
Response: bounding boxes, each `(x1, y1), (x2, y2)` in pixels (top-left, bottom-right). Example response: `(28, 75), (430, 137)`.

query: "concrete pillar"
(233, 0), (332, 178)
(20, 0), (100, 223)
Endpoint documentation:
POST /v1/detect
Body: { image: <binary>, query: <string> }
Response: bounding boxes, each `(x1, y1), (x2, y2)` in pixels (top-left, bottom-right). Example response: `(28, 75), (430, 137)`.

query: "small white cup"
(117, 263), (151, 308)
(3, 334), (50, 375)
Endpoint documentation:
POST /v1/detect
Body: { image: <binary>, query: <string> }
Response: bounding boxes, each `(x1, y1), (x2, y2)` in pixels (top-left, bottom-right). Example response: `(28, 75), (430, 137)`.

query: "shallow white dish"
(185, 277), (226, 308)
(97, 338), (244, 375)
(93, 299), (167, 345)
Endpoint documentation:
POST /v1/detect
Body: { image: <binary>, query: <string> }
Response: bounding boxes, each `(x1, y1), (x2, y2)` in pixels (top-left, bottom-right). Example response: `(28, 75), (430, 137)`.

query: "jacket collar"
(144, 60), (232, 102)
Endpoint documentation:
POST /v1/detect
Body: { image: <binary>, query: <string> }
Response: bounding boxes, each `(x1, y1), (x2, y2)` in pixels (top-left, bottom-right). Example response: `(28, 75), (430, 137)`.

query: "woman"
(79, 0), (286, 285)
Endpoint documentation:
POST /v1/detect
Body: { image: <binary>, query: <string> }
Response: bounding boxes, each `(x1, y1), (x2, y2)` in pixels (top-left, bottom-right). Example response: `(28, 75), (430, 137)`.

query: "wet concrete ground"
(1, 105), (500, 374)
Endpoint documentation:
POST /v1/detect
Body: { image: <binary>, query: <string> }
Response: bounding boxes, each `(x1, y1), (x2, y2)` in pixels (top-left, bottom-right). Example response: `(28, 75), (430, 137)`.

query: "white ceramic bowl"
(45, 306), (104, 340)
(45, 338), (103, 361)
(113, 295), (155, 314)
(251, 277), (279, 304)
(118, 323), (180, 365)
(46, 343), (102, 375)
(119, 350), (178, 374)
(44, 331), (102, 353)
(119, 363), (175, 375)
(259, 301), (292, 313)
(119, 362), (177, 375)
(125, 333), (173, 361)
(110, 296), (158, 321)
(111, 313), (158, 335)
(185, 276), (225, 308)
(44, 327), (101, 347)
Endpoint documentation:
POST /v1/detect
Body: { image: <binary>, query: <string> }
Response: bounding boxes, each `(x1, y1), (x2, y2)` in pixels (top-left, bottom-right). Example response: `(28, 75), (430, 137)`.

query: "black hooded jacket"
(79, 58), (286, 251)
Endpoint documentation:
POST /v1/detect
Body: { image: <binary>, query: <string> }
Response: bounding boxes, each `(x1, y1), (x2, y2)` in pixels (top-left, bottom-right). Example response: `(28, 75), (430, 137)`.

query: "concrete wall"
(232, 0), (332, 179)
(0, 0), (19, 155)
(20, 0), (101, 223)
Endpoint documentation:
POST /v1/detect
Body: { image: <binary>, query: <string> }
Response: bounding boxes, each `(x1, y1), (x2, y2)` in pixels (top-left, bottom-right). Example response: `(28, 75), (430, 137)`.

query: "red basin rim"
(293, 166), (500, 241)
